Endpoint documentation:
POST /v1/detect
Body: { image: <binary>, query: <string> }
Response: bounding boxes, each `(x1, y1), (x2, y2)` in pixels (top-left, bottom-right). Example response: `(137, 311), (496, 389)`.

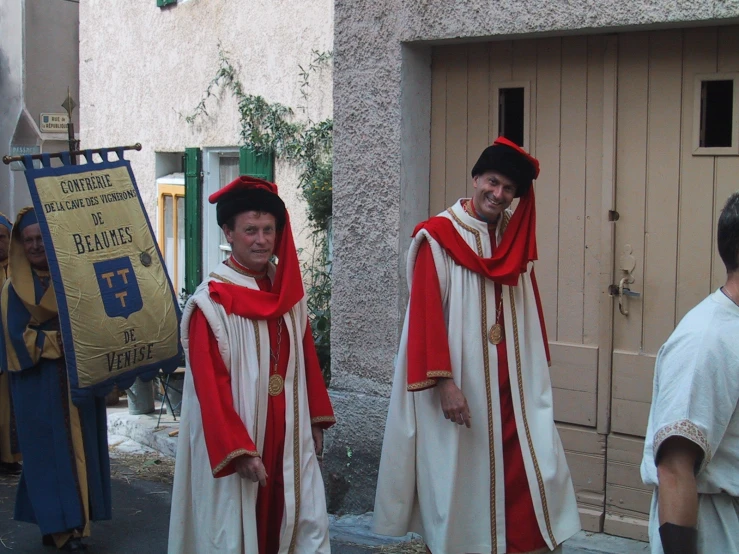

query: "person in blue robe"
(0, 208), (111, 552)
(0, 210), (21, 474)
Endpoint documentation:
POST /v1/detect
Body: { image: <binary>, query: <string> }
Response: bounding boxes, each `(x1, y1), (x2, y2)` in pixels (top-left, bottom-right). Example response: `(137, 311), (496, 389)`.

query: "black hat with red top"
(209, 175), (287, 229)
(471, 136), (540, 198)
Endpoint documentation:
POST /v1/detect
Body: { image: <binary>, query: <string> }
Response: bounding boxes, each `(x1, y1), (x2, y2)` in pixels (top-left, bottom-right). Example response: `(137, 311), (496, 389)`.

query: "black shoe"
(0, 462), (21, 475)
(61, 538), (87, 551)
(42, 534), (54, 546)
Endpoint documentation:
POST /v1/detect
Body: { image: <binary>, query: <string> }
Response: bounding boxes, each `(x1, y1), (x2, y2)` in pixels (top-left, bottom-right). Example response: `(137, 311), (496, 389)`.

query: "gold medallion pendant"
(488, 323), (504, 345)
(268, 374), (284, 396)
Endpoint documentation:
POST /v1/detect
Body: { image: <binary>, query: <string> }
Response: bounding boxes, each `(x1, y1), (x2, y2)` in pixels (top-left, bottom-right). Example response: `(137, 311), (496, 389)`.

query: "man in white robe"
(641, 191), (739, 554)
(374, 138), (580, 554)
(168, 176), (335, 554)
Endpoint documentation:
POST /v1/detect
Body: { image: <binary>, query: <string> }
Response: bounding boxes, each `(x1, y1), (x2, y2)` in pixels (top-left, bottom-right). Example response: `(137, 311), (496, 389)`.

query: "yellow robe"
(0, 261), (21, 464)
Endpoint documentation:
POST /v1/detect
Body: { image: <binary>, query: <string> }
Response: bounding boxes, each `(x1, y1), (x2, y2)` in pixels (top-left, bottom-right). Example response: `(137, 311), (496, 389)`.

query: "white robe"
(168, 262), (330, 554)
(373, 200), (580, 554)
(641, 289), (739, 553)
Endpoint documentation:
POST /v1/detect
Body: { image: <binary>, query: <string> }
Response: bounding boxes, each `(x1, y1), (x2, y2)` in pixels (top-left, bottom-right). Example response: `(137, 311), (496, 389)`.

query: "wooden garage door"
(606, 26), (739, 540)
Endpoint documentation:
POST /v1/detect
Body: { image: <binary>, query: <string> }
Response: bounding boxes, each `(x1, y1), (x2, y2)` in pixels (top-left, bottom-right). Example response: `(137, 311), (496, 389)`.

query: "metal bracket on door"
(609, 276), (641, 316)
(609, 244), (641, 316)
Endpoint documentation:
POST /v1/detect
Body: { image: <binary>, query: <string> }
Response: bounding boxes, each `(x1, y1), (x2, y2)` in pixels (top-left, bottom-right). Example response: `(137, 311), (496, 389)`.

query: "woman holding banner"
(0, 208), (111, 552)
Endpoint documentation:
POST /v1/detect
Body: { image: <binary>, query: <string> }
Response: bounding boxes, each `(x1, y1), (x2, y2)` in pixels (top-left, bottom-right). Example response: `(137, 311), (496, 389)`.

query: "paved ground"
(0, 456), (172, 554)
(0, 399), (650, 553)
(0, 455), (650, 554)
(0, 439), (410, 554)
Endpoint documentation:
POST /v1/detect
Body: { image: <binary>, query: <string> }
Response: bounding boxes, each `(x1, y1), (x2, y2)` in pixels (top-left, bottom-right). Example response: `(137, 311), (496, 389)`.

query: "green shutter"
(239, 147), (274, 181)
(184, 148), (202, 294)
(157, 0), (177, 7)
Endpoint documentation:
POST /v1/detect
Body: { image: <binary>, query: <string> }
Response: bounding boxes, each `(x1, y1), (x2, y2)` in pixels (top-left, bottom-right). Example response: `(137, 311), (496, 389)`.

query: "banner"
(22, 149), (181, 401)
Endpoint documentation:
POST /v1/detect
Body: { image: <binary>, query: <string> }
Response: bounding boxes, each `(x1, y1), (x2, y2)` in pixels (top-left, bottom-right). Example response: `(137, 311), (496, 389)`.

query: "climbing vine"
(186, 45), (333, 386)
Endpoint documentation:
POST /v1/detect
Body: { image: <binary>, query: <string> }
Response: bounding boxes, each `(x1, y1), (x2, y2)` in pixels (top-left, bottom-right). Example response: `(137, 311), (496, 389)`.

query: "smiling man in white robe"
(168, 176), (334, 554)
(373, 138), (580, 554)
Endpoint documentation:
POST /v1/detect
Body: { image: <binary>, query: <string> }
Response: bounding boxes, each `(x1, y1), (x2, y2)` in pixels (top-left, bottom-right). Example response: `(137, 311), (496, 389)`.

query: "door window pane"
(700, 80), (734, 148)
(498, 87), (525, 147)
(176, 196), (185, 294)
(218, 156), (240, 261)
(164, 194), (175, 281)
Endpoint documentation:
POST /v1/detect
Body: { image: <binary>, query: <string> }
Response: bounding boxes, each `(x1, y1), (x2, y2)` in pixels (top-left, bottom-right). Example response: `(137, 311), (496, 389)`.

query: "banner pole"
(63, 87), (79, 165)
(2, 143), (142, 166)
(67, 120), (78, 166)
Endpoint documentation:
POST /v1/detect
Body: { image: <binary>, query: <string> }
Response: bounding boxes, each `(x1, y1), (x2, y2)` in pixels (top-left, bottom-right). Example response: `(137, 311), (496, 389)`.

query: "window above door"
(492, 81), (531, 151)
(693, 72), (739, 156)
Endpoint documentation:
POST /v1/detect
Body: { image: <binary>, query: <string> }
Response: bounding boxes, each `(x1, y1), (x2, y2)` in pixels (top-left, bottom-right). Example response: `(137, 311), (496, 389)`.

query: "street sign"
(8, 145), (41, 171)
(40, 113), (70, 133)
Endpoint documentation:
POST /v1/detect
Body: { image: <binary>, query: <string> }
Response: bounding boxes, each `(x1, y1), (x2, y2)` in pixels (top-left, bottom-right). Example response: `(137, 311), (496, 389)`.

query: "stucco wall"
(1, 0), (79, 218)
(25, 0), (80, 133)
(0, 0), (24, 215)
(79, 0), (333, 257)
(330, 0), (739, 513)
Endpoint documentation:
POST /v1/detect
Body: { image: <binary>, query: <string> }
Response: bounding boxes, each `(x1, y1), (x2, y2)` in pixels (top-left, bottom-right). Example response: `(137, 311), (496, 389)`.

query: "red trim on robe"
(486, 228), (546, 554)
(412, 188), (538, 287)
(407, 221), (545, 552)
(302, 321), (336, 427)
(407, 241), (453, 390)
(493, 283), (547, 553)
(188, 275), (335, 554)
(187, 310), (259, 477)
(530, 267), (551, 365)
(255, 276), (289, 554)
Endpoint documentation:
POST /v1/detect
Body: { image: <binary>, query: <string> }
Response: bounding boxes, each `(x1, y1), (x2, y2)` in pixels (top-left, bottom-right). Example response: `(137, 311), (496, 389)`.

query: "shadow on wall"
(0, 45), (16, 200)
(0, 45), (15, 134)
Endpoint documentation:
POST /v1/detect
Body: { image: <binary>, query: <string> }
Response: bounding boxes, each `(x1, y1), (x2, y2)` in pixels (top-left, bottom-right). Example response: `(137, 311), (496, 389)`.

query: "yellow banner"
(29, 160), (180, 392)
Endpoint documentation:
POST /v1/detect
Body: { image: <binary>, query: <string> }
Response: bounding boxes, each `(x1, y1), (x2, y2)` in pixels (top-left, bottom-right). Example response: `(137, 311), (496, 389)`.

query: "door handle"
(609, 277), (641, 316)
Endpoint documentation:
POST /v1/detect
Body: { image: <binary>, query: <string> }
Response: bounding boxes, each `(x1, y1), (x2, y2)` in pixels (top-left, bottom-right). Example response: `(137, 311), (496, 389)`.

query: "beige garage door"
(429, 25), (739, 541)
(606, 26), (739, 540)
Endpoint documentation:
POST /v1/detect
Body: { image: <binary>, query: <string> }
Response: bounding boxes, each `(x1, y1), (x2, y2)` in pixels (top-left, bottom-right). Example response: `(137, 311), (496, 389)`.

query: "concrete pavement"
(0, 454), (172, 554)
(107, 399), (650, 554)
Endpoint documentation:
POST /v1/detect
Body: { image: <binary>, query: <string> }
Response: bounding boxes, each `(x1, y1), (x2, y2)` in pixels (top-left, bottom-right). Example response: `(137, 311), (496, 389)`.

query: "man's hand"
(438, 378), (471, 428)
(233, 455), (268, 487)
(312, 425), (324, 458)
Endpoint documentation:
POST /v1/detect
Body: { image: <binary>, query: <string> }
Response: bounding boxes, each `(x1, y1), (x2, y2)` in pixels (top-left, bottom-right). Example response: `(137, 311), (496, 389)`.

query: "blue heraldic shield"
(93, 257), (143, 319)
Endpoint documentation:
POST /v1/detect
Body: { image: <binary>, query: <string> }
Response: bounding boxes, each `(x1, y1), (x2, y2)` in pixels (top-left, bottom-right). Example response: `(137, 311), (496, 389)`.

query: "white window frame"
(155, 175), (185, 296)
(202, 147), (240, 274)
(693, 72), (739, 156)
(491, 81), (531, 152)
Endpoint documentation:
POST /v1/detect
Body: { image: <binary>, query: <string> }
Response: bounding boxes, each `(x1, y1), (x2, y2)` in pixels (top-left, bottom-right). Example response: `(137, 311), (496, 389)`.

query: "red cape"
(412, 188), (538, 286)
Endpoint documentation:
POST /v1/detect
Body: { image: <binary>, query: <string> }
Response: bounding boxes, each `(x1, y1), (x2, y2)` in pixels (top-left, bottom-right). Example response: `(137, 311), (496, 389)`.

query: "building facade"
(332, 1), (739, 541)
(0, 0), (80, 217)
(80, 0), (333, 294)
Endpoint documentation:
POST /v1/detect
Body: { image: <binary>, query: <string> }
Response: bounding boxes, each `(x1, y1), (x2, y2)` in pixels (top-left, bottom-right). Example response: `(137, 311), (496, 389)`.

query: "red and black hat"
(209, 175), (286, 229)
(471, 137), (540, 198)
